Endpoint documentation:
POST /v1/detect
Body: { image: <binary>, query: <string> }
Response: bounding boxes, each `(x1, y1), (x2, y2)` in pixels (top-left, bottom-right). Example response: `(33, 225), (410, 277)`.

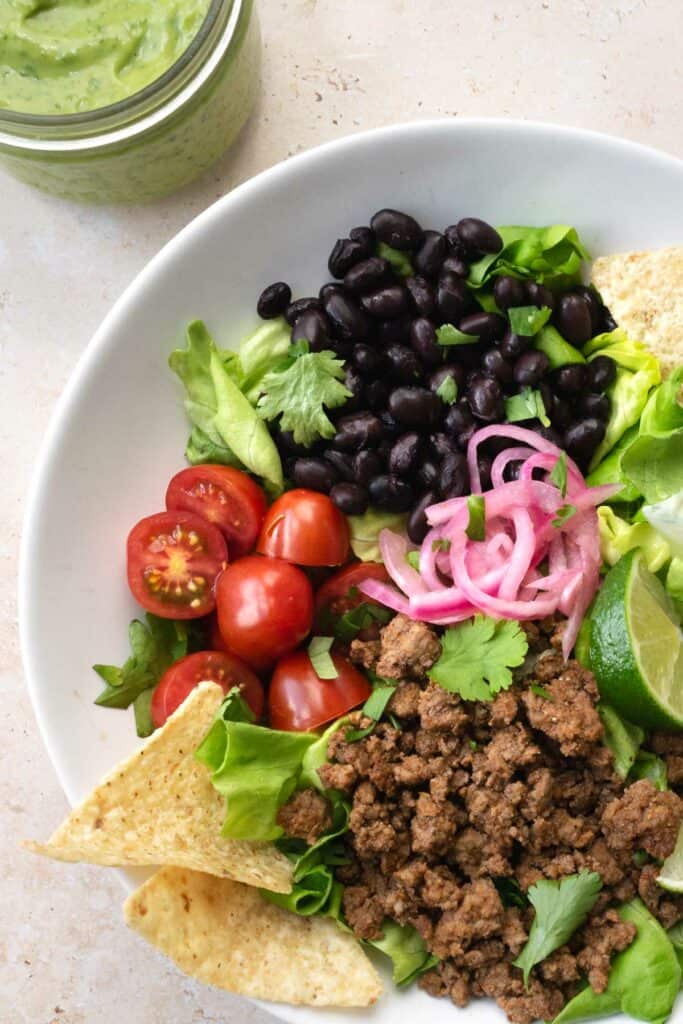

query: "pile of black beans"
(256, 210), (617, 543)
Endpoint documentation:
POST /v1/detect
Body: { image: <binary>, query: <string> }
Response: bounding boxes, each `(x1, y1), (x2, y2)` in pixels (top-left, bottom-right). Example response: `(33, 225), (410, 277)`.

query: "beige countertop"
(3, 1), (682, 1022)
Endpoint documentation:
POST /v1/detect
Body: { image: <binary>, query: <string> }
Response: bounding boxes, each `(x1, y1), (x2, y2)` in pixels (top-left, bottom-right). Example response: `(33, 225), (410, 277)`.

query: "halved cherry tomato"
(268, 650), (371, 731)
(215, 555), (313, 672)
(166, 465), (267, 559)
(127, 511), (228, 619)
(150, 650), (264, 729)
(257, 489), (350, 567)
(315, 561), (390, 626)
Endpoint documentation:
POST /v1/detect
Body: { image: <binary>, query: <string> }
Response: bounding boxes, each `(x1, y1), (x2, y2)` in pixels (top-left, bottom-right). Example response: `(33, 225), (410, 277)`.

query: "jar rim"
(0, 0), (243, 152)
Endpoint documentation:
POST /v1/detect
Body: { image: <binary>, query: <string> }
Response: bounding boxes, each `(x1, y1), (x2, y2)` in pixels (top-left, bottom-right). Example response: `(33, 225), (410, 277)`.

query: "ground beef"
(278, 615), (683, 1023)
(275, 788), (331, 845)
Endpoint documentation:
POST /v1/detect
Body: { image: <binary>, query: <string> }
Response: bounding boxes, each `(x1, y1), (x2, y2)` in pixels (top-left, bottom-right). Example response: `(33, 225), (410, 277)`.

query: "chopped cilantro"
(308, 636), (337, 679)
(406, 550), (421, 570)
(433, 538), (451, 553)
(529, 683), (554, 701)
(333, 602), (393, 644)
(428, 615), (528, 702)
(549, 452), (568, 497)
(507, 305), (552, 337)
(257, 350), (351, 446)
(505, 387), (550, 428)
(345, 680), (397, 743)
(436, 323), (479, 346)
(376, 242), (413, 278)
(466, 495), (486, 541)
(436, 375), (458, 405)
(552, 503), (578, 528)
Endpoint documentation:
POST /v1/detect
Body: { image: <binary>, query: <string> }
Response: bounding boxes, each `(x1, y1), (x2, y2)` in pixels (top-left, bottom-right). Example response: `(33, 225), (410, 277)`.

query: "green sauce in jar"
(0, 0), (212, 115)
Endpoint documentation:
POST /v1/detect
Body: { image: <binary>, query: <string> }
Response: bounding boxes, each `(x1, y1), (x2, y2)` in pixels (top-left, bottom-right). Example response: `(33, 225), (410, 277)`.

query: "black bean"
(555, 293), (594, 346)
(257, 281), (292, 319)
(410, 317), (442, 367)
(440, 254), (469, 279)
(458, 311), (507, 344)
(443, 400), (474, 438)
(417, 459), (440, 491)
(553, 363), (588, 396)
(525, 282), (556, 312)
(440, 452), (470, 498)
(292, 458), (338, 493)
(405, 275), (437, 317)
(328, 237), (367, 278)
(385, 343), (422, 382)
(444, 224), (466, 254)
(587, 355), (617, 392)
(343, 367), (364, 410)
(379, 409), (402, 438)
(455, 217), (503, 255)
(468, 376), (504, 423)
(324, 449), (355, 481)
(389, 386), (443, 428)
(377, 314), (412, 346)
(323, 291), (371, 342)
(319, 283), (346, 304)
(349, 226), (375, 255)
(436, 275), (469, 324)
(291, 309), (331, 351)
(407, 491), (439, 544)
(564, 418), (606, 460)
(414, 230), (448, 279)
(456, 340), (487, 369)
(578, 393), (611, 421)
(478, 456), (493, 490)
(376, 439), (392, 463)
(430, 432), (458, 460)
(481, 347), (513, 385)
(360, 285), (409, 319)
(285, 297), (322, 326)
(499, 328), (531, 360)
(513, 350), (550, 387)
(352, 343), (383, 375)
(429, 364), (464, 395)
(368, 474), (415, 512)
(388, 432), (422, 477)
(370, 208), (423, 250)
(493, 275), (526, 312)
(574, 285), (603, 335)
(330, 482), (369, 515)
(333, 411), (384, 451)
(352, 449), (383, 486)
(548, 394), (573, 430)
(601, 308), (618, 333)
(343, 257), (390, 295)
(365, 379), (390, 410)
(276, 429), (311, 458)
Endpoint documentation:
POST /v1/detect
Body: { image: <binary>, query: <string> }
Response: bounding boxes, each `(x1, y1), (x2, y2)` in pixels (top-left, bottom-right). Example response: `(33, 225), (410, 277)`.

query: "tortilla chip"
(124, 867), (383, 1007)
(591, 247), (683, 377)
(25, 682), (292, 893)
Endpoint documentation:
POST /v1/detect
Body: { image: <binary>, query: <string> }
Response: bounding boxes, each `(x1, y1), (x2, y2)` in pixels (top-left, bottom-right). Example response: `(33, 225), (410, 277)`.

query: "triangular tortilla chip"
(25, 682), (292, 893)
(124, 867), (383, 1007)
(591, 247), (683, 378)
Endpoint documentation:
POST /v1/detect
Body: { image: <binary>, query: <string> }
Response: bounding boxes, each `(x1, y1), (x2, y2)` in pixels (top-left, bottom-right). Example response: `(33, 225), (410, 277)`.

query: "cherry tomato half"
(315, 561), (390, 627)
(127, 511), (227, 619)
(257, 489), (350, 567)
(269, 650), (371, 732)
(216, 555), (313, 672)
(150, 650), (264, 729)
(166, 465), (267, 560)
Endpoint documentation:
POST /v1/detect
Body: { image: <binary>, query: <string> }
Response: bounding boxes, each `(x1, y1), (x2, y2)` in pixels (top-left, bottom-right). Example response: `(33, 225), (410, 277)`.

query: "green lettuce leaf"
(195, 691), (316, 841)
(170, 321), (283, 492)
(583, 329), (661, 468)
(299, 718), (350, 793)
(184, 425), (243, 467)
(347, 509), (407, 561)
(257, 349), (351, 447)
(552, 899), (681, 1024)
(667, 920), (683, 971)
(597, 506), (672, 573)
(237, 318), (292, 402)
(468, 224), (589, 289)
(585, 425), (641, 503)
(368, 920), (438, 986)
(598, 704), (644, 779)
(623, 433), (683, 505)
(630, 750), (669, 792)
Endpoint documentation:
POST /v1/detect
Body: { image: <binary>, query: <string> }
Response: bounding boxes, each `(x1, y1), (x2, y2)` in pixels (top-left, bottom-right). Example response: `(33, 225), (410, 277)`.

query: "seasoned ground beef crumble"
(280, 614), (683, 1024)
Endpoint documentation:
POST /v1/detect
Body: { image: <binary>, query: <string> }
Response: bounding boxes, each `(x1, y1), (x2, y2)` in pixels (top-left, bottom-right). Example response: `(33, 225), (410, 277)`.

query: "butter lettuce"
(598, 704), (644, 779)
(553, 899), (681, 1024)
(170, 320), (283, 493)
(368, 921), (438, 986)
(347, 509), (408, 561)
(622, 368), (683, 503)
(598, 506), (672, 573)
(468, 224), (589, 289)
(585, 425), (641, 503)
(583, 329), (661, 469)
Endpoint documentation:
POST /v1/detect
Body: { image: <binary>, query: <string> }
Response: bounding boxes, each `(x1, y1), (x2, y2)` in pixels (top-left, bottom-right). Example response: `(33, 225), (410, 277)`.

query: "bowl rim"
(19, 115), (683, 806)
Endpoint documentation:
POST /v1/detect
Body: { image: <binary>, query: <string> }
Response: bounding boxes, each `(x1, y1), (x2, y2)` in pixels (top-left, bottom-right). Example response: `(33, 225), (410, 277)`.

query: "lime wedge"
(658, 825), (683, 894)
(589, 549), (683, 730)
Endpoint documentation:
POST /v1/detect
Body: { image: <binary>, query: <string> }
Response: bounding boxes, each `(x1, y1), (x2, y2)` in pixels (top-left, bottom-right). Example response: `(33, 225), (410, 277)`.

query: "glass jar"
(0, 0), (260, 203)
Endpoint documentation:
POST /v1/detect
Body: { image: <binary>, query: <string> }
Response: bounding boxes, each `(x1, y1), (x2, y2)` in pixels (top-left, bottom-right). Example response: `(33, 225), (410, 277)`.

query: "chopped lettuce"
(597, 506), (672, 573)
(552, 899), (681, 1024)
(623, 433), (683, 505)
(598, 704), (644, 779)
(645, 491), (683, 558)
(468, 225), (589, 289)
(347, 509), (407, 561)
(583, 329), (661, 469)
(169, 320), (283, 493)
(585, 425), (641, 503)
(631, 750), (669, 792)
(195, 691), (316, 841)
(368, 920), (438, 986)
(533, 325), (586, 369)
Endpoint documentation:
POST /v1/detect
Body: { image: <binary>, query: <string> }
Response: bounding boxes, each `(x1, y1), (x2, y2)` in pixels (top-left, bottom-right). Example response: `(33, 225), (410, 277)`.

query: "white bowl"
(20, 119), (683, 1024)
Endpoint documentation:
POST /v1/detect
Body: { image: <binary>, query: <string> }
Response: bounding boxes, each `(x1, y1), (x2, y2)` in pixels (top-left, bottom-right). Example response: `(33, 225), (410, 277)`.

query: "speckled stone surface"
(3, 2), (682, 1022)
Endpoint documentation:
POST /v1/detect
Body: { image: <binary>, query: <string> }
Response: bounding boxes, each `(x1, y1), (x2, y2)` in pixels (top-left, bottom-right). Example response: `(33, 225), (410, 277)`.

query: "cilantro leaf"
(552, 503), (578, 528)
(345, 677), (397, 742)
(466, 495), (486, 541)
(508, 305), (552, 337)
(436, 323), (479, 347)
(257, 350), (351, 447)
(514, 871), (603, 986)
(406, 550), (421, 570)
(505, 387), (550, 427)
(331, 602), (393, 644)
(376, 242), (413, 278)
(550, 452), (568, 497)
(428, 615), (528, 701)
(308, 636), (338, 679)
(436, 376), (458, 405)
(530, 683), (554, 701)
